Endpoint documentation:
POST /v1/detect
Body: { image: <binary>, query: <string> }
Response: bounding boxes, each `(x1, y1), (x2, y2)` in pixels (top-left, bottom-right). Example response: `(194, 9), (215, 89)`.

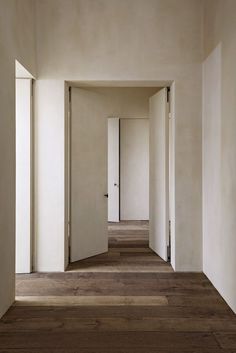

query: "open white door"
(108, 118), (120, 222)
(149, 88), (169, 261)
(70, 88), (108, 262)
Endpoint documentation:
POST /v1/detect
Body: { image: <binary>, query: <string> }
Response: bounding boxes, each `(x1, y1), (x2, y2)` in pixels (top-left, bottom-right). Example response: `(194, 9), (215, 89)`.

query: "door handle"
(104, 193), (108, 198)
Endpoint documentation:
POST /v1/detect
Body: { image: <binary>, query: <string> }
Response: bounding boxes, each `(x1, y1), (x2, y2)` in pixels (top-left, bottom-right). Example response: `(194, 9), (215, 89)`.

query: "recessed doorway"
(66, 84), (174, 270)
(108, 117), (149, 223)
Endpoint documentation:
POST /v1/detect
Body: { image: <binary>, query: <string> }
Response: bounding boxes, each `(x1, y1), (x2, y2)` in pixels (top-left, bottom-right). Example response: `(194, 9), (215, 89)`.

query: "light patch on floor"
(15, 295), (168, 306)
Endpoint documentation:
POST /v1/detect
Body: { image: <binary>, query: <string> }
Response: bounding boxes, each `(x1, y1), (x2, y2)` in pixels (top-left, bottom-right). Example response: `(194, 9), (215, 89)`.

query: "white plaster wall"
(35, 0), (203, 81)
(15, 78), (32, 273)
(35, 0), (203, 272)
(34, 80), (65, 271)
(0, 0), (36, 318)
(203, 0), (236, 313)
(72, 87), (158, 118)
(120, 119), (149, 220)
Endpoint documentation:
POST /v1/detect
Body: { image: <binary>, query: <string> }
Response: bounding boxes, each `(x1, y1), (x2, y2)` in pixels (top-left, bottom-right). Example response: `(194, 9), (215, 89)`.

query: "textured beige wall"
(35, 0), (203, 271)
(35, 0), (203, 80)
(203, 0), (236, 313)
(0, 0), (36, 317)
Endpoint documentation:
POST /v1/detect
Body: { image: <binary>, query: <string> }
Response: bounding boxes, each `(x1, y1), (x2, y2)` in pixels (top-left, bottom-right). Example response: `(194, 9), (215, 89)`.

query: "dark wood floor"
(1, 221), (236, 352)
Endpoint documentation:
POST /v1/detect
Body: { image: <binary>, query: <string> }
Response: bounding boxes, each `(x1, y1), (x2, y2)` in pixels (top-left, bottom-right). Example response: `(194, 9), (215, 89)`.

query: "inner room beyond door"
(69, 86), (170, 264)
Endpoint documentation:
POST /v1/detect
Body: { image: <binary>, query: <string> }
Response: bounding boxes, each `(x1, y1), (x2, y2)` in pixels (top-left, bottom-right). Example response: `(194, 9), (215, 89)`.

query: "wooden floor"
(1, 221), (236, 352)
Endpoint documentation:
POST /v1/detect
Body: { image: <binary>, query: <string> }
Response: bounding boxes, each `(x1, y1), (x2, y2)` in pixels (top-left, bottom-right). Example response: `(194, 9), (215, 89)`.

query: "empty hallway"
(1, 0), (236, 352)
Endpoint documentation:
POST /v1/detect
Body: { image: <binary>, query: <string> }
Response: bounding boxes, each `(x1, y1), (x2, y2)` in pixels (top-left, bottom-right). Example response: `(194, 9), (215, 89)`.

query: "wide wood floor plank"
(0, 332), (219, 349)
(214, 332), (236, 349)
(4, 305), (234, 320)
(1, 316), (236, 333)
(0, 349), (233, 353)
(14, 295), (168, 306)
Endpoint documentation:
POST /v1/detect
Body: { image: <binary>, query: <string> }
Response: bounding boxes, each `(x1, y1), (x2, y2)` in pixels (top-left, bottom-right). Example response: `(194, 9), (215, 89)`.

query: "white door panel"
(108, 118), (120, 222)
(16, 79), (32, 273)
(70, 88), (108, 262)
(149, 88), (169, 261)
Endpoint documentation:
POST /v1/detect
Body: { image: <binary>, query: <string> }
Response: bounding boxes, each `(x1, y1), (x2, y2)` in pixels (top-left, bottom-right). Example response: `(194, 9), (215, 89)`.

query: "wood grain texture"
(0, 221), (235, 352)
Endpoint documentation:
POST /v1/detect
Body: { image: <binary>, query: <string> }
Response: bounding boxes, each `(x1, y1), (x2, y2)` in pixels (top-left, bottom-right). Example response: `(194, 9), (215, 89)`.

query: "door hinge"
(68, 221), (71, 238)
(31, 79), (34, 97)
(68, 221), (71, 263)
(167, 220), (171, 262)
(68, 245), (71, 263)
(69, 86), (71, 103)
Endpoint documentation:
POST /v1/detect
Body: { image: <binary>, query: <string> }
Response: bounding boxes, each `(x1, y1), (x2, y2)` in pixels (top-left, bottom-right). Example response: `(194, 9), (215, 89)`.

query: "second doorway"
(108, 118), (149, 223)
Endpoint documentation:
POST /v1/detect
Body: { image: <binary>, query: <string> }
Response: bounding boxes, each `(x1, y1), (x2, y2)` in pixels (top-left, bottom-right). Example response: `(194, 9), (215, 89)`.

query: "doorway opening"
(108, 117), (149, 223)
(66, 84), (175, 272)
(15, 60), (34, 275)
(107, 116), (150, 266)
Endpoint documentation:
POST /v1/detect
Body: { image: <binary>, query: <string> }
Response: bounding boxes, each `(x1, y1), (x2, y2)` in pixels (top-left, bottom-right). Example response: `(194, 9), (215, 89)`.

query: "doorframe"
(169, 83), (175, 266)
(64, 81), (175, 268)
